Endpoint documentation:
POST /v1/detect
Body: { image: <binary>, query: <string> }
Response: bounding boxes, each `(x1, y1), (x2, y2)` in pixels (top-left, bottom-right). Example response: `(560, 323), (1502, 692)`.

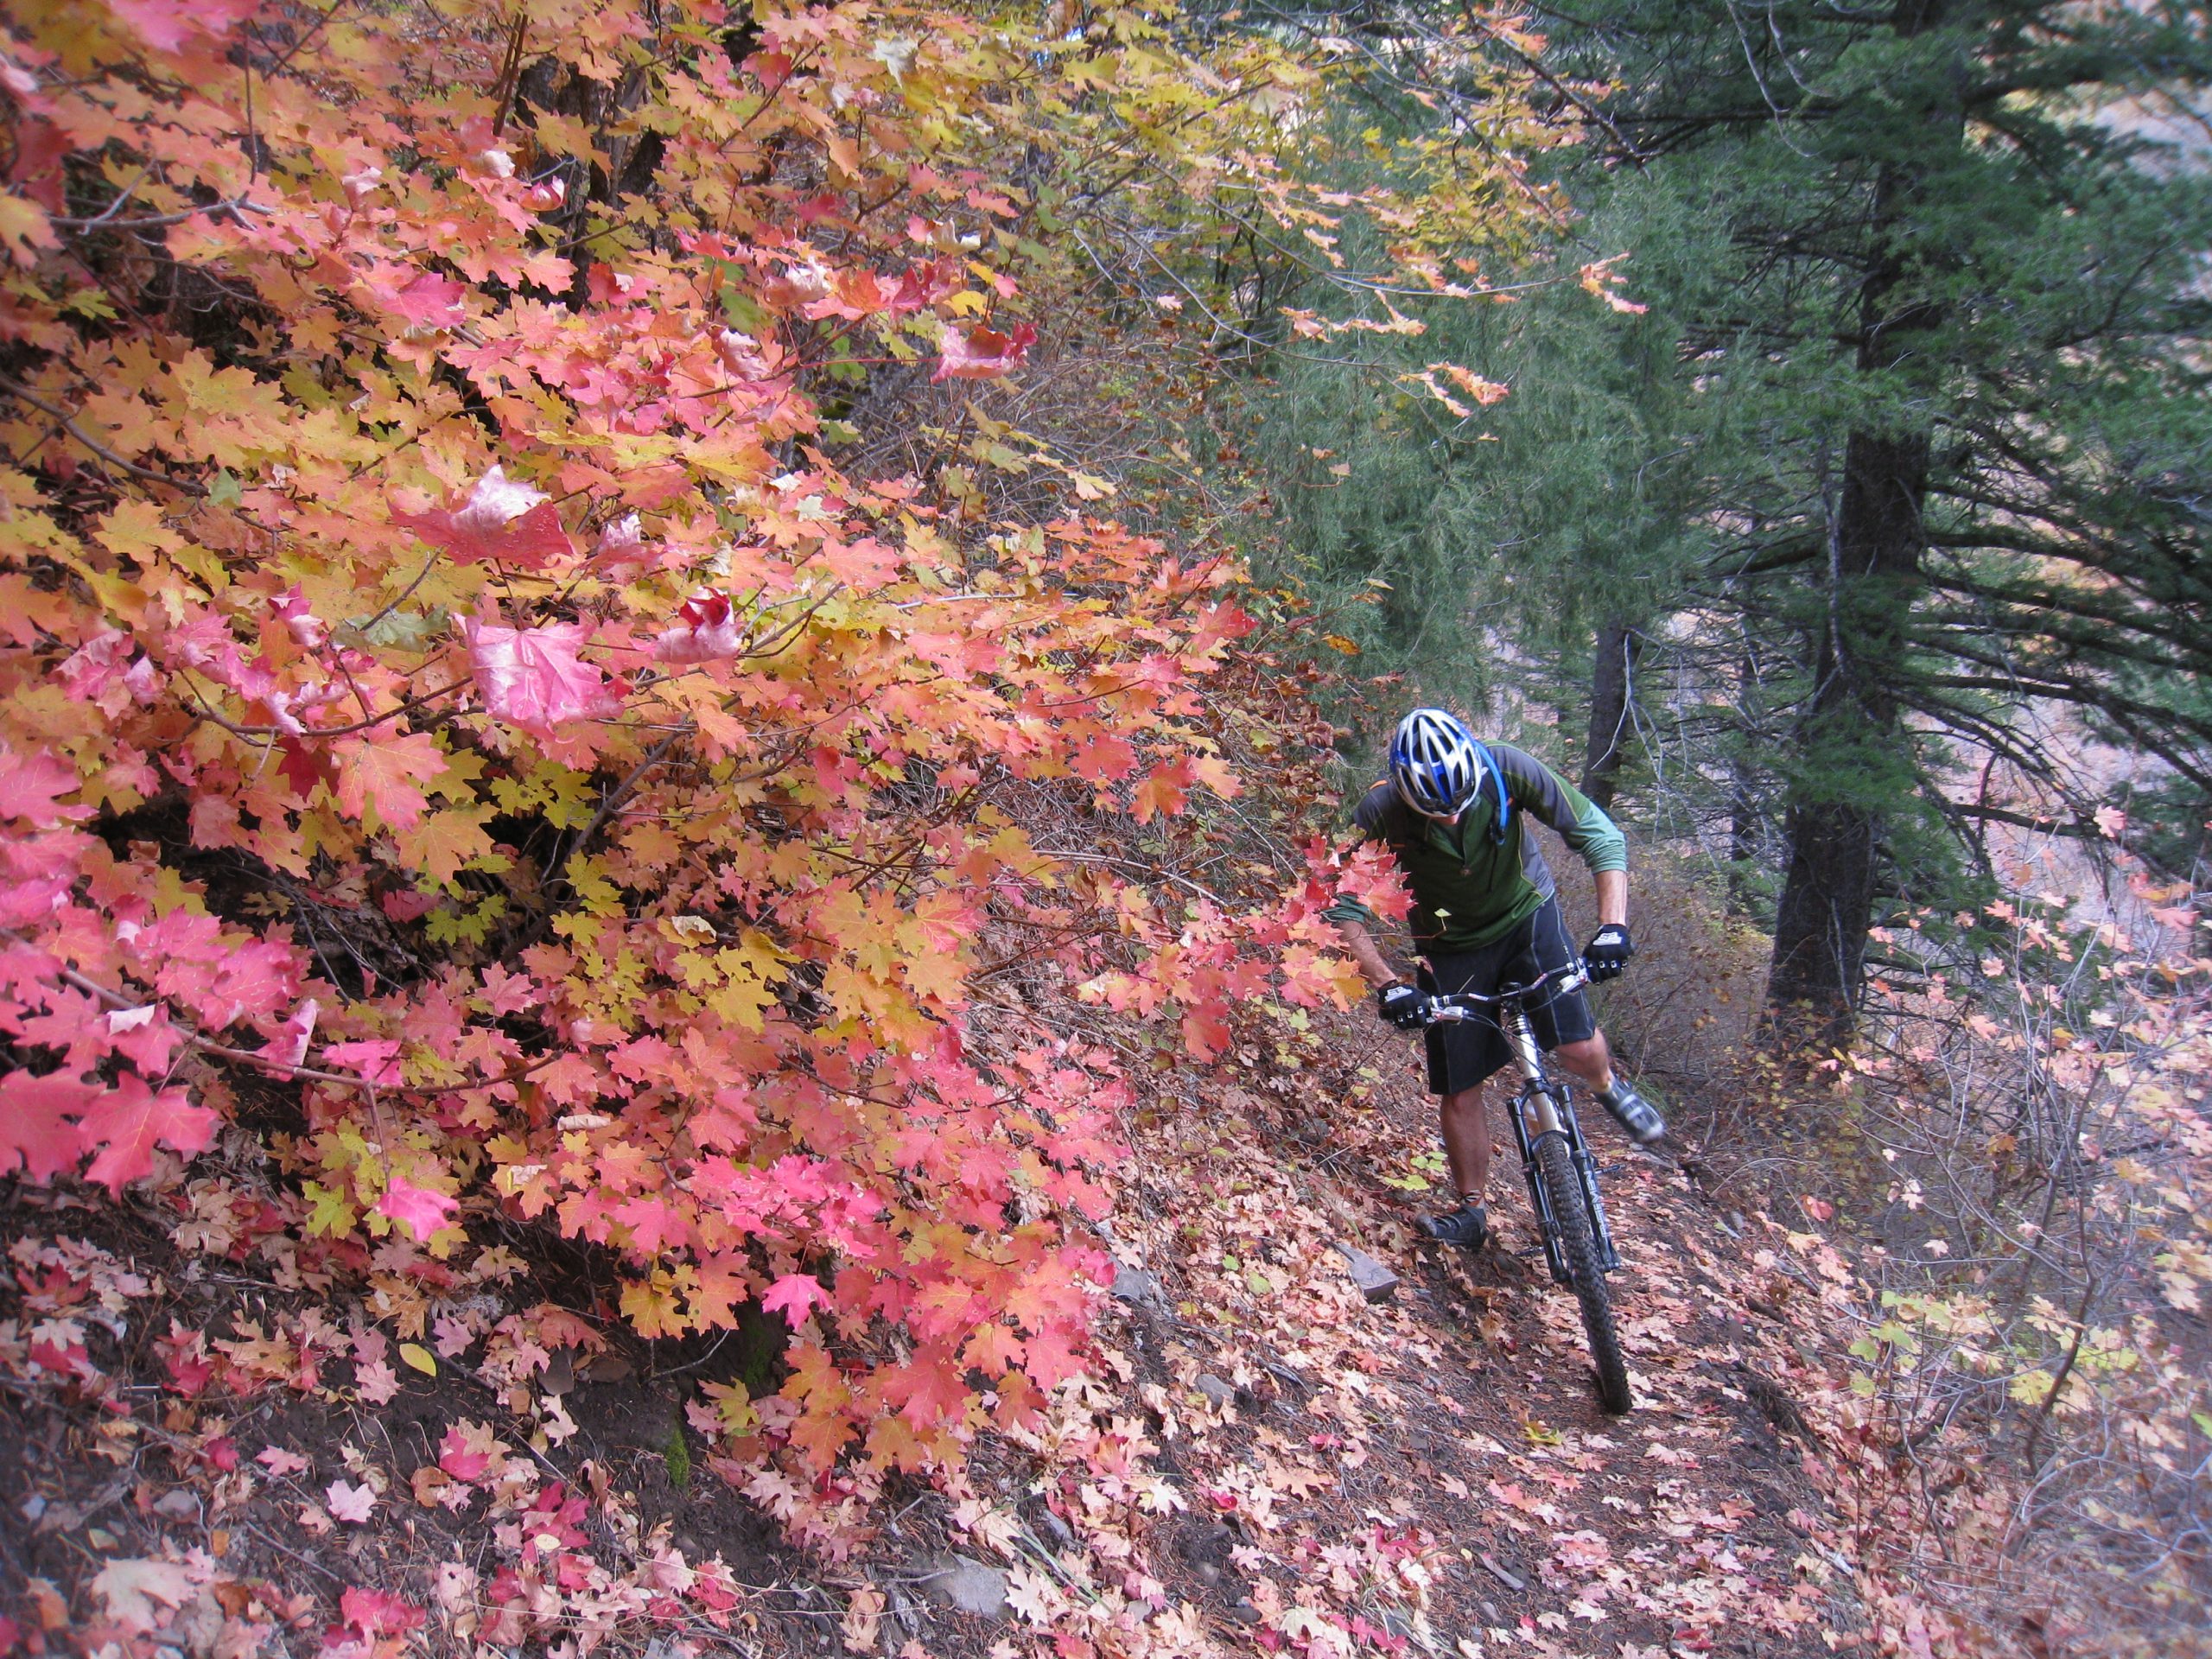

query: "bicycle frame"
(1429, 973), (1622, 1283)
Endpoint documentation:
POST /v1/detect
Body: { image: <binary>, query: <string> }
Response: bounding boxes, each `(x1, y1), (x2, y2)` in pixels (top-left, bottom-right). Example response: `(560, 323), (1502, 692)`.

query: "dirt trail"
(1090, 1050), (1860, 1659)
(0, 1014), (1869, 1659)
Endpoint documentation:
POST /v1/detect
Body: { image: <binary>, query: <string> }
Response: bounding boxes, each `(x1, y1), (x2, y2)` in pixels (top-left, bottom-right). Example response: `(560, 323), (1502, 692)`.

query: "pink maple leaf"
(0, 744), (88, 826)
(464, 619), (621, 736)
(337, 1586), (424, 1638)
(376, 1177), (458, 1241)
(653, 590), (745, 664)
(266, 997), (319, 1070)
(321, 1039), (402, 1087)
(78, 1074), (219, 1195)
(325, 1479), (377, 1523)
(353, 1357), (399, 1405)
(934, 321), (1036, 382)
(760, 1272), (834, 1328)
(106, 0), (257, 52)
(104, 1004), (178, 1075)
(384, 270), (467, 330)
(392, 467), (574, 570)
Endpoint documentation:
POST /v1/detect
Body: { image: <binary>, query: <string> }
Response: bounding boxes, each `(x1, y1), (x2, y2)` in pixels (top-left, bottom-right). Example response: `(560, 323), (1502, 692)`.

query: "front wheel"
(1535, 1129), (1632, 1414)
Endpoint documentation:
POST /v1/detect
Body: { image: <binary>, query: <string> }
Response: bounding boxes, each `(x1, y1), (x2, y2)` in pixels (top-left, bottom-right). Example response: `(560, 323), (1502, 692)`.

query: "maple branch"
(564, 726), (693, 869)
(0, 377), (208, 496)
(351, 551), (442, 639)
(1044, 850), (1229, 907)
(2023, 1271), (2101, 1474)
(0, 929), (387, 1091)
(488, 9), (531, 138)
(50, 193), (269, 232)
(737, 584), (844, 660)
(181, 676), (467, 743)
(4, 928), (586, 1108)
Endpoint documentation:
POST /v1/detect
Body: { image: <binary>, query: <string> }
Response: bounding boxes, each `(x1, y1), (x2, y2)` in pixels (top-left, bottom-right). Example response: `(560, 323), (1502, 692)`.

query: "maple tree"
(0, 0), (1546, 1512)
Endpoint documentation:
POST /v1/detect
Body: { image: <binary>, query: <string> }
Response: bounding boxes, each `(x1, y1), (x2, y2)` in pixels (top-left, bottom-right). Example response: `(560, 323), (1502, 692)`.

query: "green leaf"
(349, 604), (448, 652)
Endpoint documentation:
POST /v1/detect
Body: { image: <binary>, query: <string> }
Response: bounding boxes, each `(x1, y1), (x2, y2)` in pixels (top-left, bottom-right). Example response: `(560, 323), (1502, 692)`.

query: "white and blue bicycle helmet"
(1388, 708), (1508, 839)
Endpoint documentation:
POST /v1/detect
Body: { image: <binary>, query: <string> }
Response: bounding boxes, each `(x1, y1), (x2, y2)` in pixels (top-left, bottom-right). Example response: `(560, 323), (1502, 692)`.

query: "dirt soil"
(2, 996), (1866, 1659)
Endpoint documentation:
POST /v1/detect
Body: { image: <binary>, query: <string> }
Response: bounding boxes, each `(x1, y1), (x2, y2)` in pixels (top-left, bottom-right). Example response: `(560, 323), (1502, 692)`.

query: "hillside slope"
(4, 988), (1896, 1659)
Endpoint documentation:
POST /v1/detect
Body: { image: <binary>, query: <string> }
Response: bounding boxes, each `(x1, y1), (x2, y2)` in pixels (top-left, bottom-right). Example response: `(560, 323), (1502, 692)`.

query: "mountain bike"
(1422, 963), (1632, 1414)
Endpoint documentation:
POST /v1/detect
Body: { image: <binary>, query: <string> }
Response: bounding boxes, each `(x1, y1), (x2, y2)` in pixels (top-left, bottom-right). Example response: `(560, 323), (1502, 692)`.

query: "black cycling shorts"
(1417, 898), (1596, 1095)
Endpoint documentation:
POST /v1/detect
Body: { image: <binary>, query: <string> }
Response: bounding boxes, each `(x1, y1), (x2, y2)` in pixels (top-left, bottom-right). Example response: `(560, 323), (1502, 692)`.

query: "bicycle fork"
(1500, 1007), (1623, 1283)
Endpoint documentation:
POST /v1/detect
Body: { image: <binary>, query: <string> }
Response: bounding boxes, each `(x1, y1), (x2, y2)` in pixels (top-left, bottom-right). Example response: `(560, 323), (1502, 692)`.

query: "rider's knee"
(1440, 1085), (1485, 1117)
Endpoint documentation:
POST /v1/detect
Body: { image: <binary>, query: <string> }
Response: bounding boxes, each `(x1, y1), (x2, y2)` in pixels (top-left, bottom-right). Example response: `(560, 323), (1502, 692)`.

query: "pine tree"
(1529, 0), (2212, 1037)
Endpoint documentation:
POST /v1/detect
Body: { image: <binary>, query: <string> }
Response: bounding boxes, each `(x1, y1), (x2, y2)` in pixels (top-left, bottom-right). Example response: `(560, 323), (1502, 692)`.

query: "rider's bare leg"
(1438, 1085), (1493, 1202)
(1553, 1030), (1615, 1093)
(1554, 1027), (1666, 1143)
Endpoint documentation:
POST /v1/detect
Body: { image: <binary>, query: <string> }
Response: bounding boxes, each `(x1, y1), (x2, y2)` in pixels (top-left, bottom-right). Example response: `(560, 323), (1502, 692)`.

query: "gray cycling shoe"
(1420, 1201), (1490, 1249)
(1597, 1078), (1667, 1145)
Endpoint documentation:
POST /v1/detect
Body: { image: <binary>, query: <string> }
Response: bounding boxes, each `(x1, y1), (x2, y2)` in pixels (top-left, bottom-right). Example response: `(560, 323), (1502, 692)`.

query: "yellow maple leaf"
(398, 804), (496, 884)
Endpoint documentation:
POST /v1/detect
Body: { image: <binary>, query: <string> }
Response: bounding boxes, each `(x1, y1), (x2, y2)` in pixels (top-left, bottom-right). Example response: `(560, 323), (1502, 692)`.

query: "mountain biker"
(1324, 708), (1667, 1251)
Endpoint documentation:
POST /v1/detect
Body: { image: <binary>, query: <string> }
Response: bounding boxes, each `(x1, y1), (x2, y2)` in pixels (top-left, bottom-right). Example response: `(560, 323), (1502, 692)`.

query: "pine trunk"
(1580, 624), (1641, 811)
(1764, 428), (1929, 1035)
(1763, 46), (1961, 1039)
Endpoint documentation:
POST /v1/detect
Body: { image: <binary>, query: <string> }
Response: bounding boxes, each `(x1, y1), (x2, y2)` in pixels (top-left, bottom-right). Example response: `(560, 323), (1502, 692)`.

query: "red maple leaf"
(379, 270), (468, 331)
(106, 0), (257, 52)
(960, 1319), (1026, 1377)
(1, 1072), (95, 1181)
(933, 321), (1036, 382)
(886, 1340), (971, 1427)
(1130, 757), (1194, 823)
(435, 1423), (493, 1483)
(78, 1074), (219, 1194)
(1181, 1003), (1232, 1062)
(321, 1039), (402, 1086)
(155, 1324), (216, 1397)
(1018, 1322), (1087, 1390)
(334, 1586), (423, 1640)
(760, 1272), (834, 1328)
(392, 467), (574, 570)
(333, 731), (444, 832)
(654, 590), (745, 663)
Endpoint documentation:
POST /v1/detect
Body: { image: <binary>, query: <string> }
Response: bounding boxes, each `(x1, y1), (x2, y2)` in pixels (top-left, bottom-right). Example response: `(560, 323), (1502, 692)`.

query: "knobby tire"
(1535, 1128), (1632, 1414)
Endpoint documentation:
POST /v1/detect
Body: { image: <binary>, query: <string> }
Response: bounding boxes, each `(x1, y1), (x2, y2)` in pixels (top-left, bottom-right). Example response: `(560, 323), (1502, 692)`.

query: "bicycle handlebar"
(1421, 961), (1589, 1023)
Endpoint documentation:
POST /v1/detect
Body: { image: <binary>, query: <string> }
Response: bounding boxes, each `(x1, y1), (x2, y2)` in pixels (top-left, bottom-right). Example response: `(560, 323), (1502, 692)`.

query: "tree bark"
(1764, 424), (1929, 1037)
(1580, 623), (1642, 810)
(1727, 658), (1762, 912)
(1764, 11), (1958, 1040)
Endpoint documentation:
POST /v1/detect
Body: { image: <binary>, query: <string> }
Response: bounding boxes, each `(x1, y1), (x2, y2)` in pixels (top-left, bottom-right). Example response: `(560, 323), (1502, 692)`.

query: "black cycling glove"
(1583, 923), (1633, 982)
(1376, 982), (1429, 1030)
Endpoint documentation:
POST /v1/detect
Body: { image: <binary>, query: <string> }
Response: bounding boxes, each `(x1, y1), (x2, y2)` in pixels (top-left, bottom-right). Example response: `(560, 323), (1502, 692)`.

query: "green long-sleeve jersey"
(1322, 743), (1626, 953)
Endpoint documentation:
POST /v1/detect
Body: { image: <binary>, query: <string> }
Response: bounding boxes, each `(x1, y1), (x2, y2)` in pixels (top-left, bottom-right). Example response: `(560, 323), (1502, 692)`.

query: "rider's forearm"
(1334, 919), (1406, 988)
(1594, 869), (1627, 928)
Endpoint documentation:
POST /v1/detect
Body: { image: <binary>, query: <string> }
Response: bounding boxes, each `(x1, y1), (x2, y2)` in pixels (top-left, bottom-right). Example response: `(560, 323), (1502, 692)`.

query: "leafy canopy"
(0, 0), (1537, 1484)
